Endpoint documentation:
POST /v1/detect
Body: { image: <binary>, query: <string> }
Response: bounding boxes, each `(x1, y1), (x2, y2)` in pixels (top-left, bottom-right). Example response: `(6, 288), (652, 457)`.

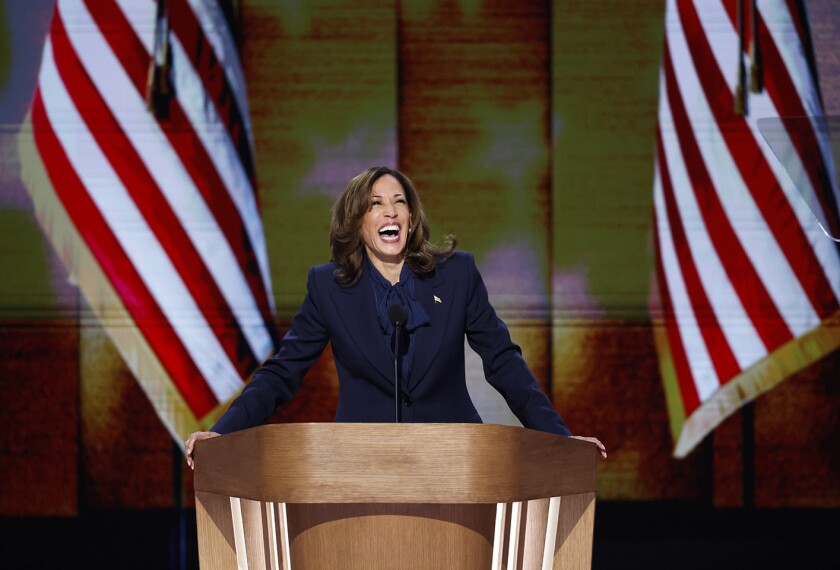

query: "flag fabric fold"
(19, 0), (277, 445)
(652, 0), (840, 458)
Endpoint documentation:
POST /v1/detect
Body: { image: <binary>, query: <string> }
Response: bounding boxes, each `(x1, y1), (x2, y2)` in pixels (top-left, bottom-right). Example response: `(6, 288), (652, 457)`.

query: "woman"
(186, 167), (605, 467)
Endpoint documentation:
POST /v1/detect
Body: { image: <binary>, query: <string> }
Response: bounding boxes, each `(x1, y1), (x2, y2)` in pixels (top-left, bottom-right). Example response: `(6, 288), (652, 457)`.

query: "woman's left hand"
(570, 435), (607, 459)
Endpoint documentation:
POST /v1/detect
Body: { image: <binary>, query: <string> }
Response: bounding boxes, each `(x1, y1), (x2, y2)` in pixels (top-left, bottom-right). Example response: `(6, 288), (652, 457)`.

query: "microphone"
(387, 304), (408, 423)
(388, 304), (408, 328)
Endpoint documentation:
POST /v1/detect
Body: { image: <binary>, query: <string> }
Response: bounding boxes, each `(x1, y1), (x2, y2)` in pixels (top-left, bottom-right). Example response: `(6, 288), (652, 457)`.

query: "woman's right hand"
(185, 431), (221, 470)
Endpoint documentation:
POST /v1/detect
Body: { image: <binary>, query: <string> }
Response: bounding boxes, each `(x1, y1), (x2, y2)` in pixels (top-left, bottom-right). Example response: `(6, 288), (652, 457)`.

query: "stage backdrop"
(1, 0), (839, 516)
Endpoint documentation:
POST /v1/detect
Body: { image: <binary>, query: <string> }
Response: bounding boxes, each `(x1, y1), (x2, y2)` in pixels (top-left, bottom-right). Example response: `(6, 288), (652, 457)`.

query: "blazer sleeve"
(463, 254), (572, 436)
(211, 267), (329, 434)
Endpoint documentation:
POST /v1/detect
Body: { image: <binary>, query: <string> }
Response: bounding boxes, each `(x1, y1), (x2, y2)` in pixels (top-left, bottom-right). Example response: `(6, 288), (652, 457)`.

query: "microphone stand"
(393, 322), (402, 423)
(388, 303), (407, 424)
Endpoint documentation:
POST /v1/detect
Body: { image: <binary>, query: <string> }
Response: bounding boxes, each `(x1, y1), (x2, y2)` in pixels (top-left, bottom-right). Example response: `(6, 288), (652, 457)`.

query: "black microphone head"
(388, 304), (408, 327)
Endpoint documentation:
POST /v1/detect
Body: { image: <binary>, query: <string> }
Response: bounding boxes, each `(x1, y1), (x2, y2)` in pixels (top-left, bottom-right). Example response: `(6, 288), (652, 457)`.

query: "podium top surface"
(194, 423), (597, 503)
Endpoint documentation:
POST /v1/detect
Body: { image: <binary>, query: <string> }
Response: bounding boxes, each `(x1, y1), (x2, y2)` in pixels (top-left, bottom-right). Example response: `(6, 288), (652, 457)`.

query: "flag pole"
(734, 0), (747, 116)
(171, 441), (187, 570)
(748, 0), (763, 93)
(742, 401), (755, 509)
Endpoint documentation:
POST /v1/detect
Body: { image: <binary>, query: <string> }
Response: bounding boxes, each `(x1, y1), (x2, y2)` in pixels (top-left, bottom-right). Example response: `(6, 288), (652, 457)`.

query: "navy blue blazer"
(212, 252), (571, 436)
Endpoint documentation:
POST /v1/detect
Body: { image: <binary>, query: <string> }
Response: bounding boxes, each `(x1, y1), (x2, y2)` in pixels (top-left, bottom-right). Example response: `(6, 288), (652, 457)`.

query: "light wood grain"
(551, 492), (596, 569)
(286, 504), (495, 570)
(521, 497), (551, 569)
(194, 424), (598, 569)
(507, 501), (525, 569)
(195, 491), (237, 570)
(240, 498), (270, 569)
(194, 423), (598, 504)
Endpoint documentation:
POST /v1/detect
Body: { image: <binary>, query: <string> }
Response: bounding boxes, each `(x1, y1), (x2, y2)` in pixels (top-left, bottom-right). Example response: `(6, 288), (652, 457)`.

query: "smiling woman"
(329, 167), (456, 286)
(362, 175), (410, 277)
(185, 166), (605, 467)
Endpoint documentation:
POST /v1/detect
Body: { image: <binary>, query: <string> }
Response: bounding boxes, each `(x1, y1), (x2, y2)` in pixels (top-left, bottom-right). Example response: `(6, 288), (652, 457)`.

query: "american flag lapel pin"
(434, 295), (442, 304)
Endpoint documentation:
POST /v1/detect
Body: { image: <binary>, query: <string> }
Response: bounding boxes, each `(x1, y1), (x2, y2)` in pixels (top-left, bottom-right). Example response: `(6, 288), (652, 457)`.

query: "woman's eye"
(396, 199), (406, 204)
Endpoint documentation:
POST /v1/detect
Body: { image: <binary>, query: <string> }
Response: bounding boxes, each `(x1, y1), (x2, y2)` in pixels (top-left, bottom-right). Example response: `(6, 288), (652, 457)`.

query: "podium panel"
(194, 424), (598, 569)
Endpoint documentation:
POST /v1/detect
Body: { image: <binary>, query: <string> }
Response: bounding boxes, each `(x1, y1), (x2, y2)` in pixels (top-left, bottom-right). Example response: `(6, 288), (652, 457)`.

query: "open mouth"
(378, 224), (401, 243)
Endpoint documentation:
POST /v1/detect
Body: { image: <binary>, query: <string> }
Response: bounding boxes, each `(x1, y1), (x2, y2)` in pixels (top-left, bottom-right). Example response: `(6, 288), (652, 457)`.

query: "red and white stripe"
(654, 0), (840, 455)
(32, 0), (277, 422)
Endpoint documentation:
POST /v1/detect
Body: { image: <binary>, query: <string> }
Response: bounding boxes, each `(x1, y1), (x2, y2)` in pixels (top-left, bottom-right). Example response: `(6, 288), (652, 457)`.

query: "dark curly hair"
(329, 167), (457, 287)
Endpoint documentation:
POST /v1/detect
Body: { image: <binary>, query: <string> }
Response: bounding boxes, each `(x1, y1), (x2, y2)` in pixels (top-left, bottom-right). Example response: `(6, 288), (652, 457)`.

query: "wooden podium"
(193, 423), (598, 569)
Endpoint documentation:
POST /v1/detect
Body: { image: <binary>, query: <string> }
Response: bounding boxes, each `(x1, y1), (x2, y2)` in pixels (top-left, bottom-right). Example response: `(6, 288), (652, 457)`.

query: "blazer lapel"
(409, 269), (454, 390)
(328, 278), (395, 389)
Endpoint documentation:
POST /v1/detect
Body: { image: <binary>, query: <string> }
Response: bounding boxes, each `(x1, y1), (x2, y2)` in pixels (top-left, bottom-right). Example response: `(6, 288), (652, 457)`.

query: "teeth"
(379, 224), (399, 234)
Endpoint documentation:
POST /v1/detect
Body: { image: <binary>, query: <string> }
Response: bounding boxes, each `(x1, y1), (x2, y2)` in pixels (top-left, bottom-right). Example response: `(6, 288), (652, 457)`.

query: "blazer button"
(403, 397), (413, 407)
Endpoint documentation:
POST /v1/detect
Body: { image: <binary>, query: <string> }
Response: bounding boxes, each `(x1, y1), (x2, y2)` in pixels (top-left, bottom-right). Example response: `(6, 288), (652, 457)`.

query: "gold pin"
(434, 295), (442, 304)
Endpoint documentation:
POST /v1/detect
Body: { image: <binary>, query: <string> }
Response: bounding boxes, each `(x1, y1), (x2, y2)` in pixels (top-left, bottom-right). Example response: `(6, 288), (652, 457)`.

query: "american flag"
(19, 0), (278, 444)
(652, 0), (840, 457)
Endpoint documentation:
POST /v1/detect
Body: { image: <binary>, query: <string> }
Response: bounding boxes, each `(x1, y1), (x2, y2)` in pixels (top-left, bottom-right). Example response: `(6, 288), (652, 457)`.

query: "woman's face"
(361, 174), (411, 266)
